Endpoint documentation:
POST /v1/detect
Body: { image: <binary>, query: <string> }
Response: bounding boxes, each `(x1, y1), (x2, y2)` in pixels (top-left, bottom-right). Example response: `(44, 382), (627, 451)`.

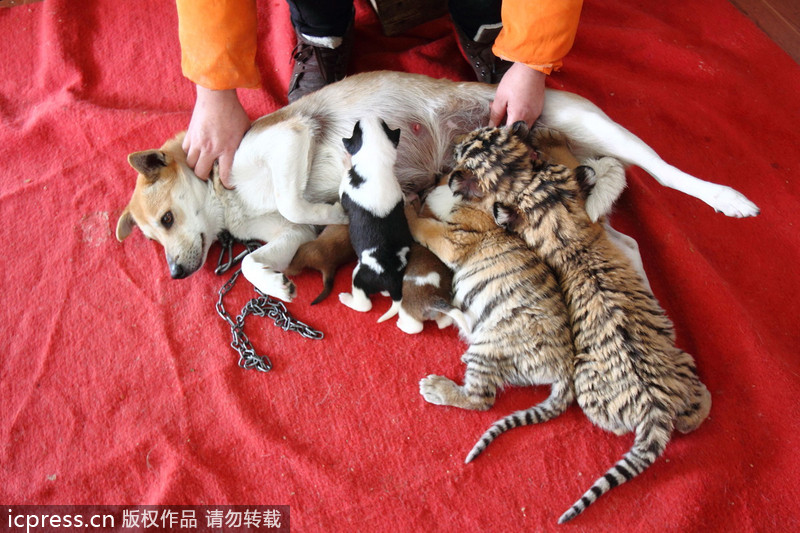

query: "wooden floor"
(729, 0), (800, 63)
(1, 0), (797, 65)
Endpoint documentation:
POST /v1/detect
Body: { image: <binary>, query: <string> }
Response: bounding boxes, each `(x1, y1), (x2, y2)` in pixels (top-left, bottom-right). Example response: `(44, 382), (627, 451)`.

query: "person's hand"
(182, 86), (251, 189)
(489, 62), (546, 128)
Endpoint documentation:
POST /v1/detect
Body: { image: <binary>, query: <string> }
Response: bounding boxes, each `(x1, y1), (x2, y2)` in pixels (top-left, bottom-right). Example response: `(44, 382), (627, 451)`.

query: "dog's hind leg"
(241, 224), (318, 302)
(540, 90), (759, 218)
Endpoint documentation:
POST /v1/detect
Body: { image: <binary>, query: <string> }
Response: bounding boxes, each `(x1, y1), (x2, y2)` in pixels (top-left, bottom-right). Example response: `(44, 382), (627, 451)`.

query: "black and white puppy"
(338, 117), (413, 321)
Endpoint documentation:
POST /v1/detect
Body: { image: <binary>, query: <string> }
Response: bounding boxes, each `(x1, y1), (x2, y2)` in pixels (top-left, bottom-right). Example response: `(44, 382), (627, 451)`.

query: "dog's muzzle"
(167, 256), (189, 279)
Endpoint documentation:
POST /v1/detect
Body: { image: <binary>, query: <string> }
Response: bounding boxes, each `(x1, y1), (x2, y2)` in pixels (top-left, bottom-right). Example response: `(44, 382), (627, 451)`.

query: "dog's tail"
(540, 90), (759, 218)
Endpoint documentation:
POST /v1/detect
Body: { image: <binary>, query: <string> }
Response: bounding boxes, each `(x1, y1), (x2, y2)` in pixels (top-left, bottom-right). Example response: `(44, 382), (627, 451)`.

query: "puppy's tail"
(310, 269), (336, 305)
(432, 299), (472, 334)
(377, 299), (403, 323)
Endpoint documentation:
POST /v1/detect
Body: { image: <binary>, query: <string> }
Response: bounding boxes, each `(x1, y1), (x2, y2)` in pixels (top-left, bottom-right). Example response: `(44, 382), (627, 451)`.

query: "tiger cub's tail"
(465, 380), (573, 464)
(558, 406), (673, 524)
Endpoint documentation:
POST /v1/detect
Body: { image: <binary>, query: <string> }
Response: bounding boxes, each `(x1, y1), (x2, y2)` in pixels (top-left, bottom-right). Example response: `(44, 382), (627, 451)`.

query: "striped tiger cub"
(450, 122), (712, 524)
(404, 182), (575, 439)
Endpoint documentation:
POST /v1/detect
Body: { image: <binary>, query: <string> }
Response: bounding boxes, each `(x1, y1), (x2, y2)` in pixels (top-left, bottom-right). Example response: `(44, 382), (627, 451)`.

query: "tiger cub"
(450, 122), (712, 524)
(404, 182), (575, 448)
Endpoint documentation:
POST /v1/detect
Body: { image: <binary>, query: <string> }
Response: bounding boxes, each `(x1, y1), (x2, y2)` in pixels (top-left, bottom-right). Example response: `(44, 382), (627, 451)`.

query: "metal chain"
(214, 231), (323, 372)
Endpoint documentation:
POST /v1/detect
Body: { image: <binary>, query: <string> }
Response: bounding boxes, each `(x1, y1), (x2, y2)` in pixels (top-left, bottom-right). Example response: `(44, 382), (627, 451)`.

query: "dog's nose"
(169, 262), (187, 279)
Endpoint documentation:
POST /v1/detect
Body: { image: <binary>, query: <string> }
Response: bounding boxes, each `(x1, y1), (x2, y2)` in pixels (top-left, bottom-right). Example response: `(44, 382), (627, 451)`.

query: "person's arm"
(176, 0), (260, 187)
(489, 0), (583, 127)
(176, 0), (261, 90)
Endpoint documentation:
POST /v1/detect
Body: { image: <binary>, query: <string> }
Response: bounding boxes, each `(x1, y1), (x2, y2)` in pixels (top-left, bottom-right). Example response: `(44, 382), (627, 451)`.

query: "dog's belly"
(292, 71), (495, 196)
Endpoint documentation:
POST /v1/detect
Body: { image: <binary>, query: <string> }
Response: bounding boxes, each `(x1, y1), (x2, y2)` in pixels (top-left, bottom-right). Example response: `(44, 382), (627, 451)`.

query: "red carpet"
(1, 1), (799, 531)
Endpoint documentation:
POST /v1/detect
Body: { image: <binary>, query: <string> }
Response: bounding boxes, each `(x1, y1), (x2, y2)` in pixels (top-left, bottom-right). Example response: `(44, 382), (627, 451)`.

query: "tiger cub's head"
(448, 122), (605, 237)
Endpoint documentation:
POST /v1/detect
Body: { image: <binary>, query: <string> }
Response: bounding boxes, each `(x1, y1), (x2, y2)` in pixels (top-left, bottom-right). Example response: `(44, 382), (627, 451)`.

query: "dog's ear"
(343, 121), (363, 156)
(448, 169), (483, 200)
(492, 202), (519, 232)
(380, 120), (401, 148)
(128, 150), (169, 182)
(116, 206), (136, 241)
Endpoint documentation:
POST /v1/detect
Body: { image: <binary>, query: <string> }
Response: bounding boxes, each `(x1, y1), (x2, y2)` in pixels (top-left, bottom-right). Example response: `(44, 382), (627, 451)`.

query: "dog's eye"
(161, 211), (174, 229)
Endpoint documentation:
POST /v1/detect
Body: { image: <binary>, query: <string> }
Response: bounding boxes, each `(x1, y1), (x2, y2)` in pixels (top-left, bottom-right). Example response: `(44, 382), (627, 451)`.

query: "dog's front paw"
(705, 186), (760, 218)
(272, 274), (297, 302)
(242, 256), (297, 302)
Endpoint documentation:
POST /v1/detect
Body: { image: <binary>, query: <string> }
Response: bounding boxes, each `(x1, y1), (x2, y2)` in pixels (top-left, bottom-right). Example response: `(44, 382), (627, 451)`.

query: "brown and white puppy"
(377, 243), (469, 334)
(116, 71), (758, 302)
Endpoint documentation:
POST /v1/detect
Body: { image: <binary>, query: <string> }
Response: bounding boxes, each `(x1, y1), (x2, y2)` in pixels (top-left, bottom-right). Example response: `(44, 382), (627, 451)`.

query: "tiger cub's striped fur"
(451, 122), (712, 524)
(404, 184), (575, 453)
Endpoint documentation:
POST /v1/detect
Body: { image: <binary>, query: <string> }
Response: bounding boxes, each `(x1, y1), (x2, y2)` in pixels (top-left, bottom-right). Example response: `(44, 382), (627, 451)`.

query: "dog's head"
(116, 133), (220, 279)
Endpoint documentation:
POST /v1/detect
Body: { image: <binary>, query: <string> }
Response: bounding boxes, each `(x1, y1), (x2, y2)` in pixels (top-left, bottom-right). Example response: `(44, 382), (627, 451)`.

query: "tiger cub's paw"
(420, 374), (461, 406)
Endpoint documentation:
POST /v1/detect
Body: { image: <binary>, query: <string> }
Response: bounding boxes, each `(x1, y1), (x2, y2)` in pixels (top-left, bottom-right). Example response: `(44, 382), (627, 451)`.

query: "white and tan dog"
(116, 71), (758, 301)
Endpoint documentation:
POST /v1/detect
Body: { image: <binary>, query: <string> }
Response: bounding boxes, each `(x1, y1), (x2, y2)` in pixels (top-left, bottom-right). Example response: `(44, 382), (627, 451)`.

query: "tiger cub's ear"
(493, 202), (520, 232)
(449, 169), (483, 200)
(509, 120), (536, 148)
(510, 120), (530, 138)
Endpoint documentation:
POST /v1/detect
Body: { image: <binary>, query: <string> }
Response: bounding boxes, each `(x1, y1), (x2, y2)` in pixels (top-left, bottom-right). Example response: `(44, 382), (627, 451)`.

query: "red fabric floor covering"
(1, 0), (799, 531)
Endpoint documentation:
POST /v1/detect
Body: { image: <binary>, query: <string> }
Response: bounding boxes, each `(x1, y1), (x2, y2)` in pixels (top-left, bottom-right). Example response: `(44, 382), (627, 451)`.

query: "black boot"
(453, 22), (512, 84)
(288, 19), (354, 103)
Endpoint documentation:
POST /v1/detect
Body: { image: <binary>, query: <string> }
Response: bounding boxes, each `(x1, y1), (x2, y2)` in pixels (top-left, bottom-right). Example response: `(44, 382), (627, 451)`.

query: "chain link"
(215, 231), (323, 372)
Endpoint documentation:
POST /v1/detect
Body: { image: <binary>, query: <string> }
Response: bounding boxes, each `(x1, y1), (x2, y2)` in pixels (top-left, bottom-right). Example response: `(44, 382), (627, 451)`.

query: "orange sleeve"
(176, 0), (261, 90)
(493, 0), (583, 74)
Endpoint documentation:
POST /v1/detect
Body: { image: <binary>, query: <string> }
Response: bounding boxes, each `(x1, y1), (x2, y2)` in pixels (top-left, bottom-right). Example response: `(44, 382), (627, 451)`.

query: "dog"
(116, 71), (759, 302)
(337, 117), (413, 318)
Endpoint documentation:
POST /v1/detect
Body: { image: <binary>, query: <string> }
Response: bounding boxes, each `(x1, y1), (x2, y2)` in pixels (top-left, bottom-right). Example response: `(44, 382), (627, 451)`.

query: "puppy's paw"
(419, 374), (459, 406)
(338, 292), (372, 312)
(705, 186), (760, 218)
(434, 314), (453, 329)
(242, 256), (296, 302)
(397, 313), (424, 334)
